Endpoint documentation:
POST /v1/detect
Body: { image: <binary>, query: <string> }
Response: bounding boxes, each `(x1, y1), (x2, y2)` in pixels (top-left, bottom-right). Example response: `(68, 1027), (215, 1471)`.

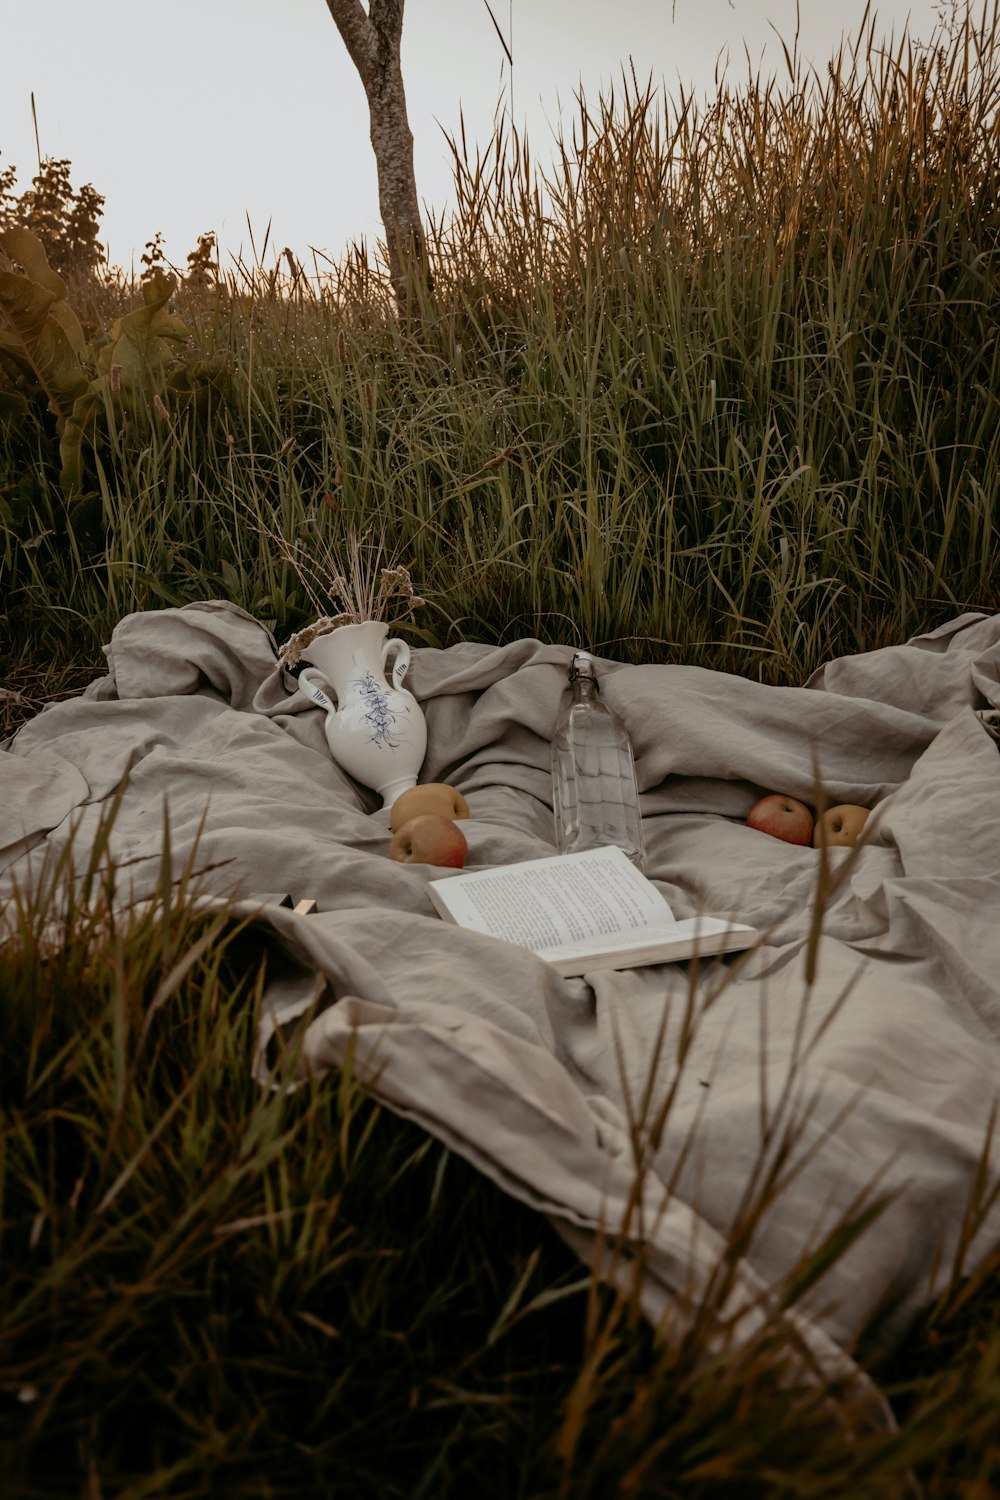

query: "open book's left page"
(426, 846), (675, 951)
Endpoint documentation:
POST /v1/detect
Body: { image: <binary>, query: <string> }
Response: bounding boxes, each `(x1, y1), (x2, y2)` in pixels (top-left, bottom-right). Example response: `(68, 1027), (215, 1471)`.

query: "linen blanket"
(5, 600), (1000, 1402)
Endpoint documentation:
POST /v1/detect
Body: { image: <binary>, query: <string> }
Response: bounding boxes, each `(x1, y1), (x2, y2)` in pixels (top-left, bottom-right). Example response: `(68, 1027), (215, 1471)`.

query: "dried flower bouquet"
(276, 529), (425, 669)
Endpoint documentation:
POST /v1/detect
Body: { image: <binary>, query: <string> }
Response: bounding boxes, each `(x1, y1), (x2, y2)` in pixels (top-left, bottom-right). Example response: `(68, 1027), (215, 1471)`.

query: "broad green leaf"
(0, 225), (66, 296)
(0, 266), (58, 344)
(97, 272), (190, 403)
(0, 230), (90, 428)
(47, 298), (88, 360)
(60, 383), (103, 495)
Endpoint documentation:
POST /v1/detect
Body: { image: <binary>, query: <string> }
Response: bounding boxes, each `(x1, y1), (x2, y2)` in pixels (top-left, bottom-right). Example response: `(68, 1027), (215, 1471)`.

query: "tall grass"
(4, 806), (1000, 1497)
(4, 5), (1000, 1494)
(4, 4), (1000, 713)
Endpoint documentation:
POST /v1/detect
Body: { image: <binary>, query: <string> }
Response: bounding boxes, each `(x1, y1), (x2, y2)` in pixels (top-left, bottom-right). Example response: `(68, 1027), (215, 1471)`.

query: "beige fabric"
(5, 599), (1000, 1402)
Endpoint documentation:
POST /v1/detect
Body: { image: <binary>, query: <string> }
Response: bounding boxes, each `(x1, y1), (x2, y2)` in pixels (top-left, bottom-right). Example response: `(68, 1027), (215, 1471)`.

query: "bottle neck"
(572, 676), (599, 704)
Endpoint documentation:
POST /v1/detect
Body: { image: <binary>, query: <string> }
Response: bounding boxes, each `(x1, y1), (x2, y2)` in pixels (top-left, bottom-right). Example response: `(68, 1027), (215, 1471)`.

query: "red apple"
(388, 814), (469, 868)
(389, 782), (470, 833)
(813, 804), (870, 849)
(746, 793), (814, 846)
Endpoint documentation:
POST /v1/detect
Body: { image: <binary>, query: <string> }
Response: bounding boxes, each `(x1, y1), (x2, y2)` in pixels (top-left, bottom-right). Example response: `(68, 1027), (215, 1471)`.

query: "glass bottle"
(551, 651), (646, 870)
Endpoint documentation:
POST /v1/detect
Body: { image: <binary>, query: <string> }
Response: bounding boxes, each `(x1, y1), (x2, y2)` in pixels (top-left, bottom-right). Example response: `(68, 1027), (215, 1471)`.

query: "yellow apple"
(389, 782), (470, 833)
(746, 794), (814, 846)
(389, 814), (469, 868)
(813, 804), (870, 849)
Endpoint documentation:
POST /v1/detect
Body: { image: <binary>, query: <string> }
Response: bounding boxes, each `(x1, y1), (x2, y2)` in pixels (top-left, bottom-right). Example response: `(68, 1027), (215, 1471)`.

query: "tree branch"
(324, 0), (376, 82)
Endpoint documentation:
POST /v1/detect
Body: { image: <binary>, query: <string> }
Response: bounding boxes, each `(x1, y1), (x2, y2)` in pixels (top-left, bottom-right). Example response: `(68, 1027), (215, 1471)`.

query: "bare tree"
(324, 0), (431, 318)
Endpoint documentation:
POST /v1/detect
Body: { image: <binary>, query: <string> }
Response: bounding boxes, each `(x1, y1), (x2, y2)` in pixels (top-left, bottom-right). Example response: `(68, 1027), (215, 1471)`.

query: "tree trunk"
(324, 0), (432, 320)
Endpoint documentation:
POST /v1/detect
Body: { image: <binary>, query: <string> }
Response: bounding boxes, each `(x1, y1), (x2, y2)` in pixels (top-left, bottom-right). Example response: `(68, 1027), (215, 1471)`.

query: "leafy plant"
(58, 263), (193, 492)
(0, 227), (230, 496)
(0, 154), (105, 280)
(185, 229), (219, 288)
(0, 224), (90, 444)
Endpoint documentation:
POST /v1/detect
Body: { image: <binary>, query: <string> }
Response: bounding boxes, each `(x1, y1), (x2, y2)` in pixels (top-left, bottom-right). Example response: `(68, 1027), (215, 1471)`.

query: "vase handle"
(382, 637), (411, 689)
(297, 667), (337, 716)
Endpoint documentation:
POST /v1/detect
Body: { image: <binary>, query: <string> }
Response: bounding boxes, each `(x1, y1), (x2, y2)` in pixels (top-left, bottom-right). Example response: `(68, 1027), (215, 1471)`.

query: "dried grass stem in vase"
(276, 528), (425, 670)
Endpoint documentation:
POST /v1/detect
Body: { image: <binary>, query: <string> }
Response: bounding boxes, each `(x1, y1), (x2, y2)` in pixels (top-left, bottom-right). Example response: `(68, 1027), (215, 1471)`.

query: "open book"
(425, 845), (759, 977)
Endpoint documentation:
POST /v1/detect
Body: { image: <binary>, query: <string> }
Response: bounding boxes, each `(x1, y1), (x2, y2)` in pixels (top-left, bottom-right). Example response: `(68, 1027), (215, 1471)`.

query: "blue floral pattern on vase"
(356, 667), (409, 750)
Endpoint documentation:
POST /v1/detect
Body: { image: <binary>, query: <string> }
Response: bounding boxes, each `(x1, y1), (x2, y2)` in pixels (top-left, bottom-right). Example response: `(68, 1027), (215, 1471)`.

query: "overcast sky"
(2, 0), (947, 275)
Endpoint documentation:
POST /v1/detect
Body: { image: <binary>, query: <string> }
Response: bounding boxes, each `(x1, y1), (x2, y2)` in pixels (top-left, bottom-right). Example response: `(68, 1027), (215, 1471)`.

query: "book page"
(538, 917), (757, 966)
(427, 846), (674, 951)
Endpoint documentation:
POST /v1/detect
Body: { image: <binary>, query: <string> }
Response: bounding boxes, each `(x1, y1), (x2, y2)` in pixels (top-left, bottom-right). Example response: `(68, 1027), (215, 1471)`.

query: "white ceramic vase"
(296, 620), (427, 813)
